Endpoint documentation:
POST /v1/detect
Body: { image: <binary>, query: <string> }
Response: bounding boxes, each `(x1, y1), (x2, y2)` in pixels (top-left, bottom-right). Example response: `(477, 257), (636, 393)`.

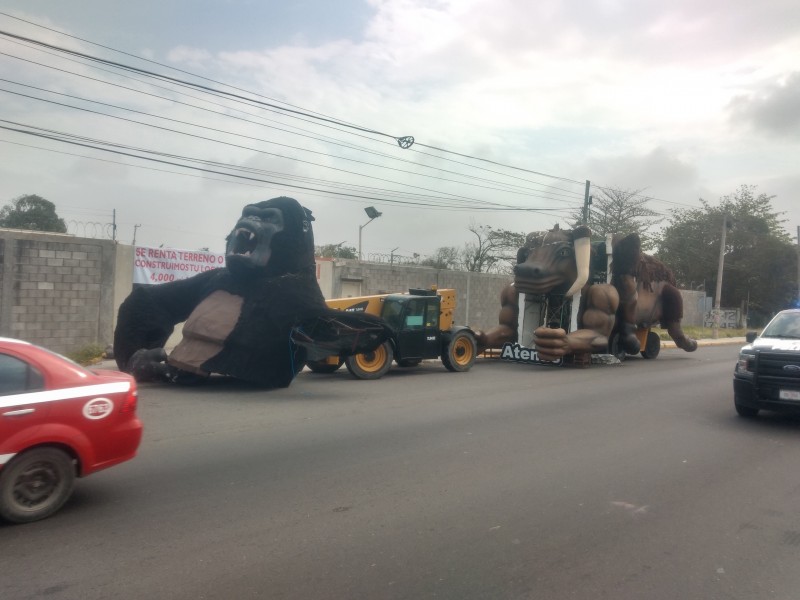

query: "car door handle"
(2, 408), (36, 417)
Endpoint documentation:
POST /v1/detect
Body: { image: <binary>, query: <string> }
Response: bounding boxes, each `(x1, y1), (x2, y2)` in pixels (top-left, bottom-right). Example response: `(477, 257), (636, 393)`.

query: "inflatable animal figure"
(474, 225), (697, 362)
(114, 196), (390, 387)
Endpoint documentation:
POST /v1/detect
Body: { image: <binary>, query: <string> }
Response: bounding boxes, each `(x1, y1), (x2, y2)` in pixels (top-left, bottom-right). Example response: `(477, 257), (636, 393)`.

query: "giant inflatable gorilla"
(475, 225), (697, 362)
(114, 196), (390, 387)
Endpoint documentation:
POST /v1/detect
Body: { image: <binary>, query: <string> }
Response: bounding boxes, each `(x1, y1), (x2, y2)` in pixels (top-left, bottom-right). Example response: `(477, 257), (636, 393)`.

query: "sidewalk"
(661, 336), (745, 348)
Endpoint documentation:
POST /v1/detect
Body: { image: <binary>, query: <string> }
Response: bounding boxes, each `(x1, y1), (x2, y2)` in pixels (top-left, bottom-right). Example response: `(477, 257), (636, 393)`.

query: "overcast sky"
(1, 1), (798, 261)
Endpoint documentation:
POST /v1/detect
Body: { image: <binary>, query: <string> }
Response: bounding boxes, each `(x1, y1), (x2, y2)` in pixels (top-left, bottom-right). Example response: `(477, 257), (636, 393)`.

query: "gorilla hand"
(128, 348), (172, 382)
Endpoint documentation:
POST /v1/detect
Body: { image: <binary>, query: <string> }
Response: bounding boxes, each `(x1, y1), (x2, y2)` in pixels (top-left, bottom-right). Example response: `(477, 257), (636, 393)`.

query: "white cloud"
(729, 72), (800, 138)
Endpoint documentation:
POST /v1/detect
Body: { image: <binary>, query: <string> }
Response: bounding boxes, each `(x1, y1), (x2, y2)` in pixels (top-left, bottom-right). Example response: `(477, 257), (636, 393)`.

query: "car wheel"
(442, 330), (477, 372)
(735, 402), (759, 418)
(345, 341), (393, 380)
(0, 447), (76, 524)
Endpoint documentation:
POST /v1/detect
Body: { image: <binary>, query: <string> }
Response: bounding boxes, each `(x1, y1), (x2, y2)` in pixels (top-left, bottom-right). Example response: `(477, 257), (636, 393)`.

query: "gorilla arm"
(473, 282), (519, 352)
(113, 269), (221, 371)
(533, 283), (619, 361)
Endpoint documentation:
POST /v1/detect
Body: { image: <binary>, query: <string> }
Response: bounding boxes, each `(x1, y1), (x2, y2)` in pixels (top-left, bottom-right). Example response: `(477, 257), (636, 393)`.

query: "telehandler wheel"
(442, 330), (477, 372)
(306, 358), (344, 374)
(396, 359), (422, 367)
(641, 331), (661, 359)
(345, 341), (393, 380)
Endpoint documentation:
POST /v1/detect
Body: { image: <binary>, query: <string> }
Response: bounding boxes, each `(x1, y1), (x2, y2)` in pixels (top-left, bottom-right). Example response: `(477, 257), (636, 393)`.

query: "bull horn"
(565, 236), (591, 297)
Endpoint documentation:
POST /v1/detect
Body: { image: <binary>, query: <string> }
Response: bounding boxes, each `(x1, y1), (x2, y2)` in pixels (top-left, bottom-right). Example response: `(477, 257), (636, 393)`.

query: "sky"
(1, 0), (798, 262)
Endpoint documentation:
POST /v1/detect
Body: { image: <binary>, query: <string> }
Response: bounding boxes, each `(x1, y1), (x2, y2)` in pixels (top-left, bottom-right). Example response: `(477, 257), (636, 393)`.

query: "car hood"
(743, 337), (800, 352)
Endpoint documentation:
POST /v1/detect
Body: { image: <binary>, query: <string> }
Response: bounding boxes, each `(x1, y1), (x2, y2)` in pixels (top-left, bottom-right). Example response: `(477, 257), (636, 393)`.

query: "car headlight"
(736, 353), (754, 376)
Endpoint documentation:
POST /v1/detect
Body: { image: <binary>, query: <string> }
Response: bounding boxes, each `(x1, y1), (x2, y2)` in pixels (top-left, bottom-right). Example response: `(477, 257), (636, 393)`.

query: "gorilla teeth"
(232, 228), (257, 255)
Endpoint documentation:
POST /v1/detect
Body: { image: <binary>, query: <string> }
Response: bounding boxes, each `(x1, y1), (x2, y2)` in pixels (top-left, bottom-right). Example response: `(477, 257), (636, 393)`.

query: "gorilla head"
(225, 196), (316, 279)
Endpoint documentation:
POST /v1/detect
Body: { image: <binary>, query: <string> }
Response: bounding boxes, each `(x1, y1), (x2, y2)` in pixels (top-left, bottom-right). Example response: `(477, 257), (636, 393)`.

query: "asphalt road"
(4, 343), (800, 600)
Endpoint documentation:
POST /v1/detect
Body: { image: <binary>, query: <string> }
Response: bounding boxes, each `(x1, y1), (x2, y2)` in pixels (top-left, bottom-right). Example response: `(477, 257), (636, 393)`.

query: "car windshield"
(761, 312), (800, 339)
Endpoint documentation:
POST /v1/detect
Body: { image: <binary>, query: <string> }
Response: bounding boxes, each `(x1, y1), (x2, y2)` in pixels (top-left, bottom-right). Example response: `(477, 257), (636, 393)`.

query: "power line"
(0, 23), (594, 189)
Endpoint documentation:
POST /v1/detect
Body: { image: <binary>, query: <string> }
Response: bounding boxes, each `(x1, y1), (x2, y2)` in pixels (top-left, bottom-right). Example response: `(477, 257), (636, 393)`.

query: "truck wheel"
(442, 330), (477, 372)
(0, 447), (76, 524)
(345, 341), (393, 380)
(306, 358), (344, 373)
(641, 331), (661, 359)
(396, 359), (421, 367)
(609, 333), (627, 361)
(735, 401), (759, 418)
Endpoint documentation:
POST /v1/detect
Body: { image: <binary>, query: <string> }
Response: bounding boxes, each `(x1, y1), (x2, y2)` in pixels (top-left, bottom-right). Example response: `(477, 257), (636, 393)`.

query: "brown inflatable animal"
(474, 225), (697, 362)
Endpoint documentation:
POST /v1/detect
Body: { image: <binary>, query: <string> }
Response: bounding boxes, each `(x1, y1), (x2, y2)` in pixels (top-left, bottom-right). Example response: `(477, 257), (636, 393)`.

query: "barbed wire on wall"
(366, 253), (420, 265)
(66, 220), (115, 239)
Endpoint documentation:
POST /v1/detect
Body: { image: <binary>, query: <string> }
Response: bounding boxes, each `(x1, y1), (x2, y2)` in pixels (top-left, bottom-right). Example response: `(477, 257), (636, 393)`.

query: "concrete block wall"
(0, 232), (710, 355)
(331, 260), (510, 332)
(0, 229), (116, 354)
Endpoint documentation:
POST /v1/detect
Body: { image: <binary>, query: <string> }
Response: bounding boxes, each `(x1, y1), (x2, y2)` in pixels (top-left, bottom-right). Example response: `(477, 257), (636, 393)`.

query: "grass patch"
(65, 343), (106, 366)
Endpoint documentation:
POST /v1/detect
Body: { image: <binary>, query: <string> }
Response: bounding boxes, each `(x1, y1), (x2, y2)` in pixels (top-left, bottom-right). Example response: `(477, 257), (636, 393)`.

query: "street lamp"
(358, 206), (382, 261)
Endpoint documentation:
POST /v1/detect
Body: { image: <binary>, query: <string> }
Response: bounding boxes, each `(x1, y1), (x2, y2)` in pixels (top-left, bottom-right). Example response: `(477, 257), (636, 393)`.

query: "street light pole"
(358, 206), (382, 261)
(712, 214), (728, 339)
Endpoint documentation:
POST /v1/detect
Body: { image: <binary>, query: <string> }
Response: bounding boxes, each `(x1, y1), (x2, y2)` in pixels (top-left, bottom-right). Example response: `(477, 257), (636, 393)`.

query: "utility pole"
(797, 226), (800, 304)
(712, 214), (728, 339)
(132, 224), (141, 246)
(582, 181), (591, 225)
(112, 209), (117, 242)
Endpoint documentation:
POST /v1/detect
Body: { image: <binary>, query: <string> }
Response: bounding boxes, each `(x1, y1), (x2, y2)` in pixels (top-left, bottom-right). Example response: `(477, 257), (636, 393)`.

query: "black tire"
(735, 402), (759, 418)
(306, 358), (344, 374)
(396, 359), (422, 368)
(442, 330), (477, 372)
(345, 341), (393, 380)
(609, 333), (627, 361)
(641, 331), (661, 359)
(0, 447), (76, 524)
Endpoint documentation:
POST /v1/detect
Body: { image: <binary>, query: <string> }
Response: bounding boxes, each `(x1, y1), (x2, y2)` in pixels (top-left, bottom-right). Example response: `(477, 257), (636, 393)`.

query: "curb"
(661, 337), (745, 349)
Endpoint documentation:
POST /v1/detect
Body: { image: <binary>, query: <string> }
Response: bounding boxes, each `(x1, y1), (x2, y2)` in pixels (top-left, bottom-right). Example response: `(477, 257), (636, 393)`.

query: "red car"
(0, 338), (143, 524)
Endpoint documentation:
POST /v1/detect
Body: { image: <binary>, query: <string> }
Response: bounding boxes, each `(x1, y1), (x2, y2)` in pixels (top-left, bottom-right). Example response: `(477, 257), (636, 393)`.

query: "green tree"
(0, 194), (67, 233)
(315, 243), (357, 259)
(571, 187), (662, 250)
(420, 246), (460, 270)
(656, 185), (794, 325)
(461, 223), (526, 273)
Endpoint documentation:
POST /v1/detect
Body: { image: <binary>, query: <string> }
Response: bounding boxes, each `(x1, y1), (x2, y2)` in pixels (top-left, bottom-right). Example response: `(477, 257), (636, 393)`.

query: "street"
(3, 344), (800, 600)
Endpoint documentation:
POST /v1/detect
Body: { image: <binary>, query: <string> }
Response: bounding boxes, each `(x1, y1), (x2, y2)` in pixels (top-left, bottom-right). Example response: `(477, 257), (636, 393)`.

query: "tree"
(420, 246), (460, 270)
(315, 243), (357, 259)
(571, 187), (662, 250)
(656, 185), (794, 325)
(0, 194), (67, 233)
(460, 223), (526, 273)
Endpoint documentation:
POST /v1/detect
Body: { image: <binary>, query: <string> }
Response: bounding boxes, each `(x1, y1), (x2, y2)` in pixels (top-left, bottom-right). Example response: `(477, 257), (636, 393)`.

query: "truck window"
(403, 299), (426, 330)
(381, 298), (405, 331)
(425, 301), (439, 328)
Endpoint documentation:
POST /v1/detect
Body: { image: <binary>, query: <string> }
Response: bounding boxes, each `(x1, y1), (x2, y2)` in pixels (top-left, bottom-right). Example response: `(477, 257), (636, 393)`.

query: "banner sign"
(133, 246), (225, 285)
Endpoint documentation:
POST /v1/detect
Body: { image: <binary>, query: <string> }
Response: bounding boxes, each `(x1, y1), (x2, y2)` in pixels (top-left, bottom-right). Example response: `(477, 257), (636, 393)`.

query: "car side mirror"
(745, 331), (757, 343)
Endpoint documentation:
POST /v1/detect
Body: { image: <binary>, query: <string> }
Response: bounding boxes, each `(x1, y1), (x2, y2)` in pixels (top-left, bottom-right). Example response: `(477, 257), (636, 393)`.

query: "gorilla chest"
(167, 290), (244, 373)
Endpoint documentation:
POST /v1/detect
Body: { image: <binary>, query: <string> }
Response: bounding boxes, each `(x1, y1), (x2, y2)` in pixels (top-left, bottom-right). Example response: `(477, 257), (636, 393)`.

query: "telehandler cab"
(307, 288), (477, 379)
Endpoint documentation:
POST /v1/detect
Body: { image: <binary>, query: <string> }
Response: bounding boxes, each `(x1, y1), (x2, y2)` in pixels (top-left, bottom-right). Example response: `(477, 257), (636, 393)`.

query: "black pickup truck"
(733, 309), (800, 417)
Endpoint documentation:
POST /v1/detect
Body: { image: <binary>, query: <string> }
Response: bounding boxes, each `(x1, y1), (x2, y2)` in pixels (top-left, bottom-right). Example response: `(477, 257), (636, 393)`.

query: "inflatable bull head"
(513, 224), (594, 298)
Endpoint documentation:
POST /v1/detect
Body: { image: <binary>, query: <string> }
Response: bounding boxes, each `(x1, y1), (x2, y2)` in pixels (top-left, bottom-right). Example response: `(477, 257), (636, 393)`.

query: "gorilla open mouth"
(225, 222), (272, 270)
(229, 227), (258, 257)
